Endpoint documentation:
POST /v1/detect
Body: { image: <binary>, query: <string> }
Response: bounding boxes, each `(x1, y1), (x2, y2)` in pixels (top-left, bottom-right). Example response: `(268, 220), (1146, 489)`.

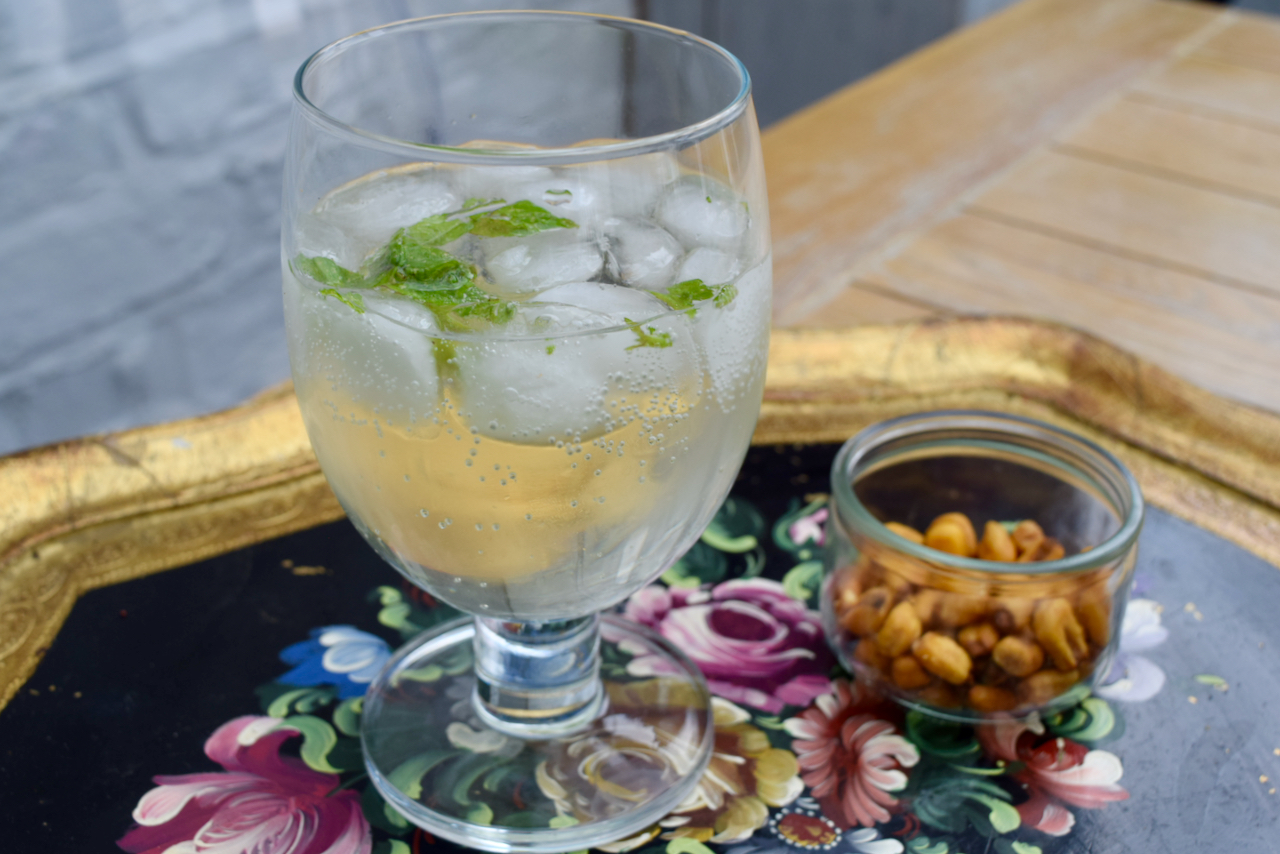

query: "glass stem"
(471, 614), (604, 738)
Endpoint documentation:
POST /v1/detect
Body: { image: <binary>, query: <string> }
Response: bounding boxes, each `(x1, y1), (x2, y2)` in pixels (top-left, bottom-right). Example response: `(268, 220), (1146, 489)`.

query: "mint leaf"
(654, 278), (738, 313)
(319, 288), (366, 314)
(398, 282), (514, 332)
(713, 282), (737, 308)
(396, 213), (471, 248)
(654, 279), (714, 311)
(459, 197), (504, 213)
(382, 230), (476, 291)
(624, 318), (673, 351)
(469, 200), (577, 238)
(295, 255), (362, 287)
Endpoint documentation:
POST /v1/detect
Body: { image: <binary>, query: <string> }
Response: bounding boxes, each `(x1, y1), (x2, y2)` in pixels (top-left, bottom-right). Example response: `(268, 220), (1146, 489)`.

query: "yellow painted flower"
(659, 698), (803, 843)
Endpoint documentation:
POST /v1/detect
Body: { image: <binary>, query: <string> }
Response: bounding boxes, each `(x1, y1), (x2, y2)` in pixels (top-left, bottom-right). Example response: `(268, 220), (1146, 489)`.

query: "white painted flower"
(1095, 599), (1167, 702)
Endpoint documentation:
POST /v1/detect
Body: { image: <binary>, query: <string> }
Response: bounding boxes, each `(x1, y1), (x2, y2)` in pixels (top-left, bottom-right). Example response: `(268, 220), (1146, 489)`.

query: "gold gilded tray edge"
(1, 318), (1276, 713)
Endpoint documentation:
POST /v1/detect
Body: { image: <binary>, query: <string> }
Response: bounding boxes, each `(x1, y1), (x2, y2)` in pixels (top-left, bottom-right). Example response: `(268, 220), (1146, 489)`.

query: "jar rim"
(830, 410), (1145, 576)
(292, 11), (752, 165)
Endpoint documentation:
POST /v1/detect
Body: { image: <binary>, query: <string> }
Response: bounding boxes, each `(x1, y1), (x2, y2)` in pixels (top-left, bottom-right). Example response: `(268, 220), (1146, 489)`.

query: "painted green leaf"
(388, 750), (457, 800)
(994, 841), (1042, 854)
(973, 793), (1021, 834)
(395, 663), (444, 684)
(703, 496), (766, 553)
(907, 710), (981, 758)
(908, 836), (951, 854)
(281, 715), (342, 773)
(373, 841), (413, 854)
(361, 781), (409, 835)
(772, 497), (829, 554)
(667, 839), (717, 854)
(267, 687), (335, 718)
(662, 540), (729, 588)
(1047, 696), (1116, 743)
(333, 697), (363, 737)
(782, 560), (824, 602)
(469, 199), (577, 238)
(450, 754), (512, 807)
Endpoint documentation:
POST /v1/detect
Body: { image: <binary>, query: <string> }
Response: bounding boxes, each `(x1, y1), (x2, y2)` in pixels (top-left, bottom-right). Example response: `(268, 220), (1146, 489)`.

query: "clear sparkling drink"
(284, 158), (770, 620)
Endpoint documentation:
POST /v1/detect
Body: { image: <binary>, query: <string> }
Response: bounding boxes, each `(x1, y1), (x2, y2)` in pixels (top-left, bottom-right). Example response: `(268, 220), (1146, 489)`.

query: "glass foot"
(362, 614), (714, 853)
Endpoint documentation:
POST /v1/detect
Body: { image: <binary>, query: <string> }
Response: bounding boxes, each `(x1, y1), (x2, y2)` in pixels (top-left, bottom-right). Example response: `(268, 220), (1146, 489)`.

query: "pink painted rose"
(622, 579), (833, 713)
(783, 679), (919, 830)
(118, 716), (370, 854)
(978, 719), (1128, 837)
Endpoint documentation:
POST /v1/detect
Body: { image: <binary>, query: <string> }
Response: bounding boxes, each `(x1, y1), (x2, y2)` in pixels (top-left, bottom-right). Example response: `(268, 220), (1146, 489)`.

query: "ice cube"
(691, 258), (772, 412)
(506, 175), (608, 227)
(479, 229), (604, 296)
(602, 217), (683, 292)
(561, 153), (681, 219)
(452, 283), (699, 444)
(315, 168), (459, 258)
(532, 281), (667, 320)
(294, 211), (364, 271)
(286, 276), (441, 415)
(654, 177), (750, 250)
(449, 165), (555, 205)
(676, 247), (743, 286)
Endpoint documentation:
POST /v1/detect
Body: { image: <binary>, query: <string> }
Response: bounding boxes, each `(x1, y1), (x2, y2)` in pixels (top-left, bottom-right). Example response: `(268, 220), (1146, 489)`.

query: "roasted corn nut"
(925, 512), (978, 557)
(1033, 597), (1089, 671)
(839, 585), (893, 637)
(891, 655), (932, 690)
(992, 635), (1045, 677)
(957, 621), (1000, 657)
(913, 632), (973, 685)
(876, 601), (923, 657)
(977, 521), (1017, 562)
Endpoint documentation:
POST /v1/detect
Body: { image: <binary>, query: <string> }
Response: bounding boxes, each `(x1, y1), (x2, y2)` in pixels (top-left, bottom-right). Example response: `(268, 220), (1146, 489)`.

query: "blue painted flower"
(278, 626), (392, 699)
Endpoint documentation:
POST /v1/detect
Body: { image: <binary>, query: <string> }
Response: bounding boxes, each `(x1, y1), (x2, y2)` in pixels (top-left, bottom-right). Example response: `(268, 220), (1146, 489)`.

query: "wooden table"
(764, 0), (1280, 414)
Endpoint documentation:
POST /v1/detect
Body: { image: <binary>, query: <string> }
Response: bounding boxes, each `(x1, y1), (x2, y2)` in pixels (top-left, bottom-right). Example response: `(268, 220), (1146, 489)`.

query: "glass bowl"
(820, 410), (1144, 722)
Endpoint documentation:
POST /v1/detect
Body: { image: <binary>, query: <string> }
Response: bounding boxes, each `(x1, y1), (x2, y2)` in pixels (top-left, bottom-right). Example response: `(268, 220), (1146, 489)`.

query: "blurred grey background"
(0, 0), (1269, 455)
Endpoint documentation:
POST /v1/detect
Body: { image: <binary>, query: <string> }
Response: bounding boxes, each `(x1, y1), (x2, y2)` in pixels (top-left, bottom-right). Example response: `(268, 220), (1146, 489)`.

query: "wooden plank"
(1196, 11), (1280, 76)
(855, 214), (1280, 411)
(788, 283), (946, 328)
(1061, 96), (1280, 204)
(1133, 55), (1280, 129)
(762, 0), (1222, 325)
(967, 148), (1280, 296)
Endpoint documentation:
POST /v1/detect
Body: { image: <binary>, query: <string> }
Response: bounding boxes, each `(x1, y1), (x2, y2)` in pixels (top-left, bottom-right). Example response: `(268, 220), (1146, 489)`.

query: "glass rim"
(830, 410), (1145, 576)
(292, 10), (753, 166)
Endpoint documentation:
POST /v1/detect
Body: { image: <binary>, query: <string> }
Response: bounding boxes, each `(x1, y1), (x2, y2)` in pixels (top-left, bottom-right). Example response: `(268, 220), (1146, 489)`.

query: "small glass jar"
(821, 410), (1144, 722)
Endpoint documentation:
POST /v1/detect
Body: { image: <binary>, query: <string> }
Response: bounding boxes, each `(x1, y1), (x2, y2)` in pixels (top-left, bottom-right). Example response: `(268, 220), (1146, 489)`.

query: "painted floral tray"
(3, 321), (1280, 854)
(2, 439), (1278, 854)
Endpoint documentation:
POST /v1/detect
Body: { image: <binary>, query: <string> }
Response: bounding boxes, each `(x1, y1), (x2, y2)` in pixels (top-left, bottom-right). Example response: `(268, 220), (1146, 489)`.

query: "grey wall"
(0, 0), (1023, 456)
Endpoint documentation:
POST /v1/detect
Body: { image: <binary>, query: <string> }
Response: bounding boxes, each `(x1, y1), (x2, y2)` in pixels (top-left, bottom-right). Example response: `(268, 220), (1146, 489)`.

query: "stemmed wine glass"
(282, 12), (770, 851)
